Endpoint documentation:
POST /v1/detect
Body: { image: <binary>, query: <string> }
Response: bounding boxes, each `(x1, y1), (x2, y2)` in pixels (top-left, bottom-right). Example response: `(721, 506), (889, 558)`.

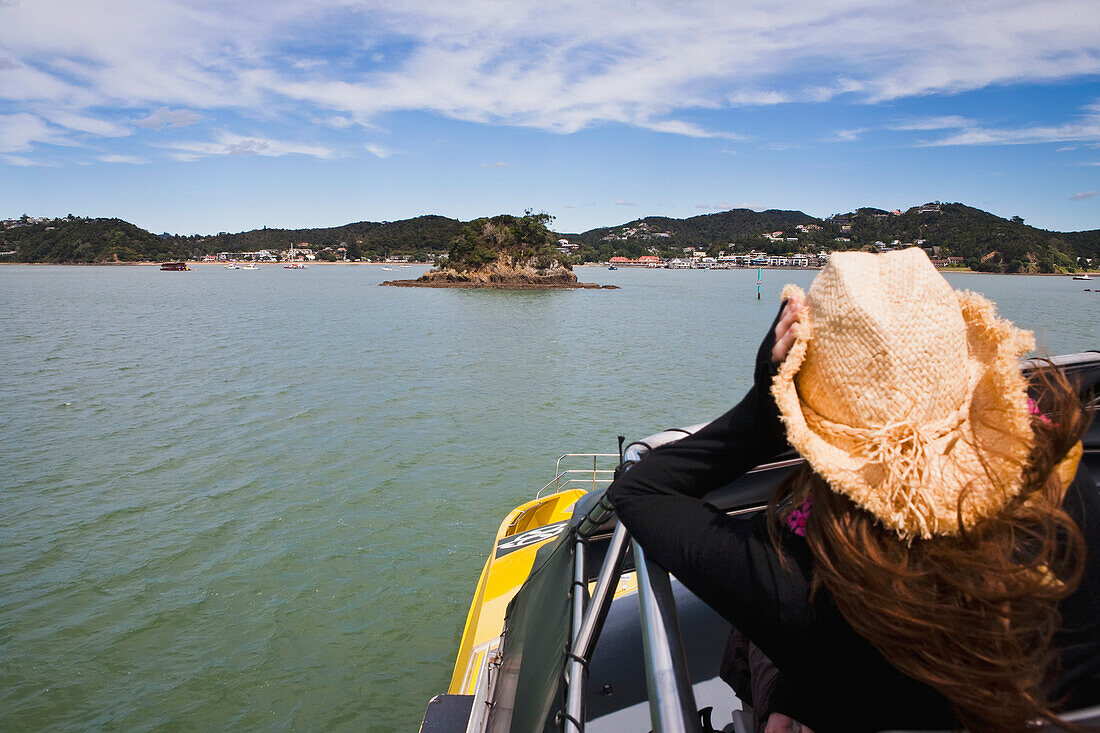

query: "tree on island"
(382, 211), (612, 288)
(436, 211), (571, 274)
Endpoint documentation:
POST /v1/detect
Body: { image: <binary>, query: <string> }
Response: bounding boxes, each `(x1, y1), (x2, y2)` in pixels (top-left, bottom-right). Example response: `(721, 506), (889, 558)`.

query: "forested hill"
(172, 215), (464, 262)
(568, 209), (817, 252)
(0, 217), (177, 263)
(1, 204), (1096, 272)
(821, 203), (1096, 273)
(1058, 228), (1100, 262)
(565, 203), (1096, 273)
(0, 215), (463, 264)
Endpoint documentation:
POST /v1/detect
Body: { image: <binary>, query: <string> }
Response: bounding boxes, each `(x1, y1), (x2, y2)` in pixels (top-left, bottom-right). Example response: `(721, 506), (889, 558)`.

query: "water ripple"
(0, 265), (1094, 731)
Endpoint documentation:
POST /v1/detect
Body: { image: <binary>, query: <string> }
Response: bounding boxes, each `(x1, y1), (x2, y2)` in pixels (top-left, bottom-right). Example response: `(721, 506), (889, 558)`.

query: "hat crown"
(797, 248), (971, 430)
(771, 247), (1036, 538)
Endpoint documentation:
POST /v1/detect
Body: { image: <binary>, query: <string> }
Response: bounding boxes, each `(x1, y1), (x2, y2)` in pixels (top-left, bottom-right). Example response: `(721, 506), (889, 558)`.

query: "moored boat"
(1073, 273), (1093, 281)
(421, 352), (1100, 732)
(284, 262), (309, 269)
(160, 262), (189, 271)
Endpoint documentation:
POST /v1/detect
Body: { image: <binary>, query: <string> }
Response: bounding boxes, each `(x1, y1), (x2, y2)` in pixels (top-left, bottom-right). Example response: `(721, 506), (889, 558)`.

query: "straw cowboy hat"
(771, 247), (1039, 539)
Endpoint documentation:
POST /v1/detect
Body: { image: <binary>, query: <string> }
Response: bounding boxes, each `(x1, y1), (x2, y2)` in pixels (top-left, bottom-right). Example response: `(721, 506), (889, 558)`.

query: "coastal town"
(596, 242), (965, 270)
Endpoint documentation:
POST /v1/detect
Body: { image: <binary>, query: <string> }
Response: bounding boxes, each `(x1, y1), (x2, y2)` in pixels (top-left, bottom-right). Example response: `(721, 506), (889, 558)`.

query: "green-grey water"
(1, 265), (1096, 731)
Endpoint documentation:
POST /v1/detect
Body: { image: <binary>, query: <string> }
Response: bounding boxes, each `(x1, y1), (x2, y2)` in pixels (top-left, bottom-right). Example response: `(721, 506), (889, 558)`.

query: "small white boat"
(224, 263), (239, 269)
(241, 263), (258, 270)
(1072, 273), (1092, 281)
(381, 266), (395, 271)
(284, 263), (308, 269)
(401, 264), (411, 268)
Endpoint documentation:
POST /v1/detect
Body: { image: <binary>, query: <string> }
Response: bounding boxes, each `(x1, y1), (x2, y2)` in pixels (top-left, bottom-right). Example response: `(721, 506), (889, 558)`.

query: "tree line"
(2, 204), (1096, 273)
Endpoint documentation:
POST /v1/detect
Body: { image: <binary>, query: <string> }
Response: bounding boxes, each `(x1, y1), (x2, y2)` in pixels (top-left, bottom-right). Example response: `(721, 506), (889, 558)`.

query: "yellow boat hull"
(447, 488), (586, 694)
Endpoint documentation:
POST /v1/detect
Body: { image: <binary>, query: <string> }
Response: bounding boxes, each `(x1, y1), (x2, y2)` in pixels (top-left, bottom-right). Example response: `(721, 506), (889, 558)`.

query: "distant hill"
(0, 217), (177, 263)
(166, 215), (464, 262)
(822, 203), (1081, 273)
(568, 209), (817, 255)
(0, 215), (464, 264)
(566, 203), (1092, 273)
(1, 204), (1095, 273)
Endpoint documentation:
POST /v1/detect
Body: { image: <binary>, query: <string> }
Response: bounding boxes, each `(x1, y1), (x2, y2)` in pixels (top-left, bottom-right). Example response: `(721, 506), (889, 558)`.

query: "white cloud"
(480, 161), (510, 168)
(1, 0), (1100, 155)
(162, 131), (335, 161)
(834, 128), (867, 142)
(364, 143), (393, 158)
(615, 199), (634, 206)
(921, 101), (1100, 146)
(1056, 146), (1077, 152)
(642, 119), (744, 140)
(1069, 190), (1098, 201)
(1, 154), (40, 166)
(135, 108), (203, 130)
(324, 115), (356, 129)
(889, 116), (975, 131)
(37, 109), (130, 137)
(0, 113), (73, 152)
(727, 90), (789, 106)
(97, 153), (148, 164)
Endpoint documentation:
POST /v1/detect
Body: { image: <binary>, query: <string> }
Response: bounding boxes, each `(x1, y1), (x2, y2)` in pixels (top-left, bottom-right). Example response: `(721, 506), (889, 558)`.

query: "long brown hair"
(769, 366), (1091, 731)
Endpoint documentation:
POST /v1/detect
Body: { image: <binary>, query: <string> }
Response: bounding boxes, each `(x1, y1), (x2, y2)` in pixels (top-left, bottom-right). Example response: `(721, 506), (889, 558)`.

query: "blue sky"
(2, 0), (1099, 235)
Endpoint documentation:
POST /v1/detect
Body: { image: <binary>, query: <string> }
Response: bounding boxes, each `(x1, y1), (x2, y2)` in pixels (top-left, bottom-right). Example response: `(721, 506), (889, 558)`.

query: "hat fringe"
(802, 402), (971, 538)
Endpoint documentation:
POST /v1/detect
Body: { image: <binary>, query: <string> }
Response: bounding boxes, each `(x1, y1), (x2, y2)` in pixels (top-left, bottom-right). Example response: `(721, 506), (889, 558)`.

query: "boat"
(284, 262), (309, 269)
(160, 262), (189, 271)
(381, 266), (395, 271)
(224, 263), (239, 269)
(401, 264), (412, 268)
(420, 352), (1100, 732)
(241, 263), (258, 270)
(608, 265), (618, 270)
(1073, 273), (1093, 281)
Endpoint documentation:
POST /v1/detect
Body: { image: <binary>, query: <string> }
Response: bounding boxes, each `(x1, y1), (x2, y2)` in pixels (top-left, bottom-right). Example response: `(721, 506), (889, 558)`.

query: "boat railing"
(535, 453), (619, 498)
(563, 486), (702, 733)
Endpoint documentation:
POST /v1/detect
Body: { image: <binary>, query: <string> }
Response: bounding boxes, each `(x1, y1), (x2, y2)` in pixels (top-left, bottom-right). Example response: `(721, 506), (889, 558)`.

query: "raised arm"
(606, 296), (812, 639)
(609, 296), (802, 503)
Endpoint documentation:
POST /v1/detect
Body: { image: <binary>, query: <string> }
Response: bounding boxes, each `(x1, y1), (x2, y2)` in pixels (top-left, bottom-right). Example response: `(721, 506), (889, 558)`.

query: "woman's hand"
(770, 294), (804, 363)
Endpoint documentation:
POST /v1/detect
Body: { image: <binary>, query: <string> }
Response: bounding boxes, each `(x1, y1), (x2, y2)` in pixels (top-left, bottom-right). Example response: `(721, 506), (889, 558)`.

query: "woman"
(608, 248), (1099, 732)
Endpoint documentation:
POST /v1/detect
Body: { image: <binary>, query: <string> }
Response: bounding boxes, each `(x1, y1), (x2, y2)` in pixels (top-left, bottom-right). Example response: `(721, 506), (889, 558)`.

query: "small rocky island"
(381, 212), (616, 289)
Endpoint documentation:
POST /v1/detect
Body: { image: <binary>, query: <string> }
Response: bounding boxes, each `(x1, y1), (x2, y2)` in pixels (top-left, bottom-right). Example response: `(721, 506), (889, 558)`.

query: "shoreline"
(0, 261), (1095, 277)
(576, 263), (1098, 276)
(0, 260), (434, 267)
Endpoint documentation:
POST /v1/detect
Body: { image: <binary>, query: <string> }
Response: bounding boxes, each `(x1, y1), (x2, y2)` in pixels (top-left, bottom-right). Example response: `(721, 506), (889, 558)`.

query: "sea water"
(0, 265), (1095, 731)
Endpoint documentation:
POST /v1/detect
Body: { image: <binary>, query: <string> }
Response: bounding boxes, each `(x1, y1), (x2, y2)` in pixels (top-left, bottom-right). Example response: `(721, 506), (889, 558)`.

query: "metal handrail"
(554, 454), (618, 494)
(535, 474), (615, 499)
(535, 452), (618, 499)
(563, 489), (624, 732)
(633, 540), (703, 733)
(561, 484), (701, 733)
(564, 521), (631, 731)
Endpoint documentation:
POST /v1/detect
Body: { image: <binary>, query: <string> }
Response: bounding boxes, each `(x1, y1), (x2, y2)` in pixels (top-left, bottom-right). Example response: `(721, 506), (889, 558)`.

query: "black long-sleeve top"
(607, 320), (1100, 732)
